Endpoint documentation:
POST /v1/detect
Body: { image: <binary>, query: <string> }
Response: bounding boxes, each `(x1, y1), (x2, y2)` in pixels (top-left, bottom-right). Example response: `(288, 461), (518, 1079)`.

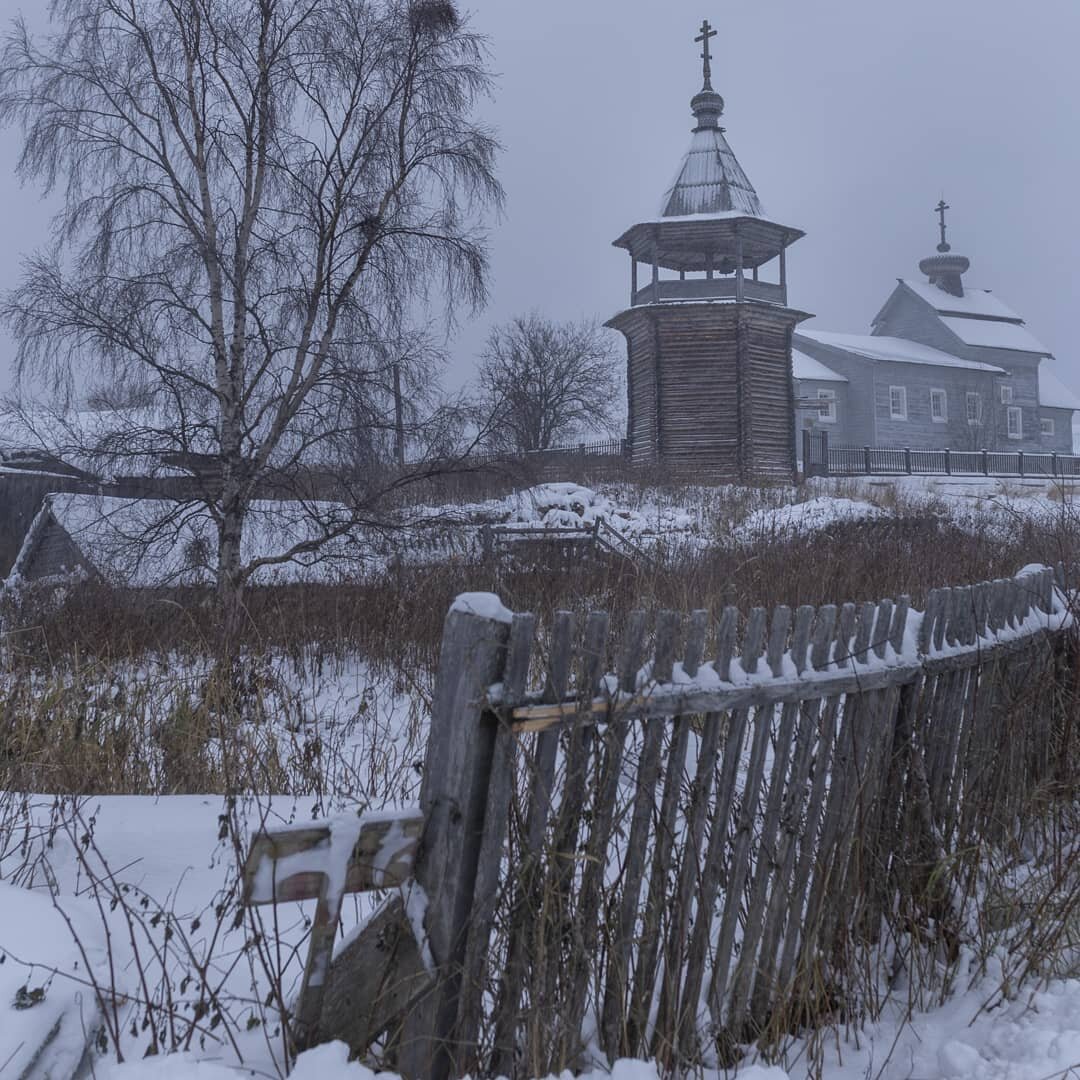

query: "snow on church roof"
(939, 317), (1050, 356)
(659, 125), (765, 218)
(792, 349), (847, 382)
(797, 330), (1007, 373)
(900, 279), (1023, 321)
(898, 279), (1050, 355)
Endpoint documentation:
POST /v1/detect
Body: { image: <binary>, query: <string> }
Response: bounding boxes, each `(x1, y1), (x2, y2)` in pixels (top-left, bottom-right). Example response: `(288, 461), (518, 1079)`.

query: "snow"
(449, 592), (514, 623)
(797, 329), (1008, 373)
(791, 349), (847, 383)
(939, 315), (1050, 355)
(734, 496), (885, 540)
(0, 882), (105, 1079)
(1039, 364), (1080, 411)
(900, 279), (1025, 322)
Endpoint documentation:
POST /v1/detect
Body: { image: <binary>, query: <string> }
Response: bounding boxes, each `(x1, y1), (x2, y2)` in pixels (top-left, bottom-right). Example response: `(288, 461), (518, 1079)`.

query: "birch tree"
(0, 0), (500, 626)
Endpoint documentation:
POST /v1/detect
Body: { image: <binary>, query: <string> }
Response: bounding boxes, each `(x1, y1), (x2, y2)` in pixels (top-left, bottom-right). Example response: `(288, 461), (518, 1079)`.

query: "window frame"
(929, 387), (948, 423)
(816, 388), (837, 423)
(889, 385), (908, 421)
(966, 391), (982, 425)
(1000, 384), (1014, 405)
(1041, 416), (1056, 437)
(1006, 405), (1023, 440)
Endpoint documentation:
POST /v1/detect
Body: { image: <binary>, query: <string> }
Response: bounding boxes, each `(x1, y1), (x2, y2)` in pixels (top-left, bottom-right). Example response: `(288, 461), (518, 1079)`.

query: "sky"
(0, 0), (1078, 402)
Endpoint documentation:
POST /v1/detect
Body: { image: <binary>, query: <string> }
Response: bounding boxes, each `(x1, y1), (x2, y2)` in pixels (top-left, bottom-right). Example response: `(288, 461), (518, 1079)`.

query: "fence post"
(1052, 451), (1058, 478)
(801, 429), (810, 477)
(864, 445), (872, 475)
(904, 446), (912, 474)
(397, 595), (513, 1080)
(1018, 450), (1025, 477)
(982, 448), (989, 476)
(821, 429), (829, 475)
(944, 447), (951, 475)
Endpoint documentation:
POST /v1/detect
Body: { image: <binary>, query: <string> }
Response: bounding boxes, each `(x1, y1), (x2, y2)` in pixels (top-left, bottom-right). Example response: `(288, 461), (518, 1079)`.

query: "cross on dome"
(695, 19), (718, 90)
(935, 198), (951, 253)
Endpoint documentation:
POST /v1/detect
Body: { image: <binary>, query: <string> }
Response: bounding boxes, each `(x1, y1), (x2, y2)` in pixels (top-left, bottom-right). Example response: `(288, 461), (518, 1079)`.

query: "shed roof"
(792, 350), (847, 382)
(1038, 366), (1080, 412)
(797, 330), (1007, 373)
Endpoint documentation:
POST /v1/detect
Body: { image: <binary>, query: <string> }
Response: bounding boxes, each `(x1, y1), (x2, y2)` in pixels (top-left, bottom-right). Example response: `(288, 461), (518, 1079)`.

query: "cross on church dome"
(696, 19), (717, 91)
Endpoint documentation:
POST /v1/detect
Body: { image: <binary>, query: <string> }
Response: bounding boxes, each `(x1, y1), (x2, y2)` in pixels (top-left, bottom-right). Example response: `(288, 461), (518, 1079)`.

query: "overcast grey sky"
(0, 1), (1078, 400)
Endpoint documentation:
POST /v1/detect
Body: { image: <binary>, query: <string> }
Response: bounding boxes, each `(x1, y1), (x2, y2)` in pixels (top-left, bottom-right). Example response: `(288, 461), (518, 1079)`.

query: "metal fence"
(803, 430), (1080, 480)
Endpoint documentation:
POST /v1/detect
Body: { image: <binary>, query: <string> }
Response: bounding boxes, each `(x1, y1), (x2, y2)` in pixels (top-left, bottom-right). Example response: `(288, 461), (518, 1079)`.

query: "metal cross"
(696, 19), (718, 90)
(935, 198), (951, 253)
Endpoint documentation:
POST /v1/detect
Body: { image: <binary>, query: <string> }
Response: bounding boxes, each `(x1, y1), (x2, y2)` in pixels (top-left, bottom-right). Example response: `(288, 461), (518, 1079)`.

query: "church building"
(794, 201), (1079, 453)
(610, 21), (1076, 477)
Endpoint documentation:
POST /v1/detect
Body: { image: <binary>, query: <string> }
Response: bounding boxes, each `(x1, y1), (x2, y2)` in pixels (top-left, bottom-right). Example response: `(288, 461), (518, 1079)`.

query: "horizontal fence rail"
(804, 430), (1080, 480)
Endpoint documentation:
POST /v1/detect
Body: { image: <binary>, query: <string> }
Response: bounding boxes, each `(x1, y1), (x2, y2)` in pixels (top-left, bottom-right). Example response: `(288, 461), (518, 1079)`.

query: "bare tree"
(0, 0), (501, 628)
(475, 313), (623, 454)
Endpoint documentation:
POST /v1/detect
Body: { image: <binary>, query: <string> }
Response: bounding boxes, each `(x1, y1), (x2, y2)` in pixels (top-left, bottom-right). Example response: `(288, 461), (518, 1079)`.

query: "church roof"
(939, 316), (1049, 356)
(797, 330), (1007, 373)
(792, 350), (847, 382)
(899, 279), (1023, 321)
(658, 125), (765, 218)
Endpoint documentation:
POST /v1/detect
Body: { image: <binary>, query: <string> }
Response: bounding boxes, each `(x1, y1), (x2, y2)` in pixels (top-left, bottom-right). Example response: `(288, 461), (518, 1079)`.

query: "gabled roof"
(1039, 365), (1080, 412)
(659, 125), (764, 218)
(9, 494), (372, 587)
(797, 330), (1007, 373)
(884, 280), (1051, 356)
(792, 350), (847, 382)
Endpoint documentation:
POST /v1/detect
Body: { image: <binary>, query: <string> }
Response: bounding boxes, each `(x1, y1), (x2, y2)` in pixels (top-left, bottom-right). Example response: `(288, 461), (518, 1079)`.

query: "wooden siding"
(17, 516), (95, 582)
(609, 302), (803, 480)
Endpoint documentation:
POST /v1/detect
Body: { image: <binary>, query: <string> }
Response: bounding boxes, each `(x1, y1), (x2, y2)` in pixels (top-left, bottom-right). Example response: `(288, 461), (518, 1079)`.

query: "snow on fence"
(257, 564), (1076, 1079)
(804, 429), (1080, 479)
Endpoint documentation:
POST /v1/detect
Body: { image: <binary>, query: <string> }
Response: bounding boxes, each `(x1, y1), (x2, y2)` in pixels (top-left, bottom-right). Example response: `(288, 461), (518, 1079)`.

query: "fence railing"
(803, 429), (1080, 480)
(284, 565), (1076, 1079)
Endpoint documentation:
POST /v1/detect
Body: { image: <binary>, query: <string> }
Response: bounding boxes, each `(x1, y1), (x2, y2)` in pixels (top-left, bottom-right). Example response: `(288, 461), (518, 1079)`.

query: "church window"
(930, 388), (947, 422)
(1041, 417), (1056, 436)
(1000, 385), (1014, 405)
(966, 392), (982, 424)
(816, 389), (837, 422)
(889, 386), (907, 420)
(1007, 406), (1023, 439)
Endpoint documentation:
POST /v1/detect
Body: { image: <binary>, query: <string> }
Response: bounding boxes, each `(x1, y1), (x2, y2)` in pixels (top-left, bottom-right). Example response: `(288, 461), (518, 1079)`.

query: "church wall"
(1040, 407), (1075, 453)
(794, 378), (850, 448)
(789, 341), (876, 446)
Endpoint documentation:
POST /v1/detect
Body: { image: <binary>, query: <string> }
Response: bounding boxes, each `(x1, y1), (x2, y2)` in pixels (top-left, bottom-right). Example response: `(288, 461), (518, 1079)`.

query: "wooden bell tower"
(607, 19), (811, 481)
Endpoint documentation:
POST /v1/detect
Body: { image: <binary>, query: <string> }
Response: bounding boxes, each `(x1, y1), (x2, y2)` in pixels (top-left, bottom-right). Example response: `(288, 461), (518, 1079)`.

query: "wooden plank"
(627, 611), (706, 1054)
(726, 691), (800, 1035)
(491, 611), (574, 1078)
(242, 809), (425, 906)
(397, 600), (514, 1080)
(601, 610), (679, 1058)
(675, 610), (766, 1059)
(454, 613), (536, 1074)
(556, 612), (646, 1076)
(317, 894), (435, 1056)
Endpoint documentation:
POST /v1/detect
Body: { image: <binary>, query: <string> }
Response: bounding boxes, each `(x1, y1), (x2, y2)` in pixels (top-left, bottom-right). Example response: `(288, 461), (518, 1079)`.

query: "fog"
(1, 1), (1077, 404)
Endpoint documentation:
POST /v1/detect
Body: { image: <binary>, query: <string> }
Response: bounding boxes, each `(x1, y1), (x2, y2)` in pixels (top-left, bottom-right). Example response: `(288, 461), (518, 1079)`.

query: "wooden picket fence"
(257, 564), (1077, 1080)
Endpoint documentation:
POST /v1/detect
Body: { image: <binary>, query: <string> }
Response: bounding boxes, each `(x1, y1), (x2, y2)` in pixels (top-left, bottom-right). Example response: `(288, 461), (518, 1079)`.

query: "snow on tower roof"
(797, 330), (1007, 373)
(900, 280), (1023, 321)
(659, 125), (765, 218)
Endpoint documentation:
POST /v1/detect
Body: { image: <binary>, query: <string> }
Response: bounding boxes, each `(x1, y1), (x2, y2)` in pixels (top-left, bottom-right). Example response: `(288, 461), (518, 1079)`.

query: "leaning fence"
(255, 563), (1078, 1080)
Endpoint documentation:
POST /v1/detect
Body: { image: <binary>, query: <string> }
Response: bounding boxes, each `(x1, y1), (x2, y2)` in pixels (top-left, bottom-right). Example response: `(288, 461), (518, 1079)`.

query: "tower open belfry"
(607, 18), (811, 480)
